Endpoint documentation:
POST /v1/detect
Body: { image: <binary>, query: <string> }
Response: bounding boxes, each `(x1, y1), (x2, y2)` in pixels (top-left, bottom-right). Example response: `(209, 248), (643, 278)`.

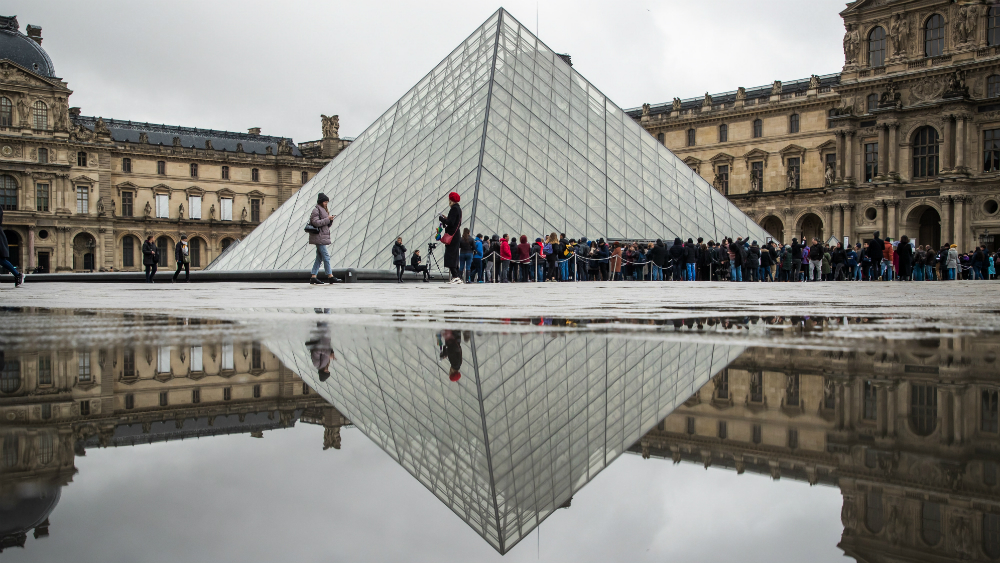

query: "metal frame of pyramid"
(269, 325), (744, 553)
(209, 8), (769, 272)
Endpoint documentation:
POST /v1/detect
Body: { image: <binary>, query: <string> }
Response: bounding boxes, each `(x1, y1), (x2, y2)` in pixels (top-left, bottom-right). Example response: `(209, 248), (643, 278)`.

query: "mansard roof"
(71, 115), (305, 157)
(0, 15), (56, 78)
(625, 73), (842, 119)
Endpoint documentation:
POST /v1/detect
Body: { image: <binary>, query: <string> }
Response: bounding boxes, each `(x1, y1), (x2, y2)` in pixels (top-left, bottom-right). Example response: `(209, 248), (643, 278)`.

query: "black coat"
(392, 242), (407, 266)
(897, 243), (913, 273)
(668, 240), (685, 265)
(440, 203), (462, 269)
(647, 243), (667, 267)
(729, 242), (744, 266)
(0, 208), (7, 259)
(684, 242), (698, 264)
(142, 241), (159, 266)
(868, 236), (884, 264)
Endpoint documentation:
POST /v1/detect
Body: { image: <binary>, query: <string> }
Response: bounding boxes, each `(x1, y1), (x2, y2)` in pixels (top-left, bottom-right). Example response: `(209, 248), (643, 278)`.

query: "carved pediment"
(779, 144), (808, 166)
(840, 0), (902, 14)
(115, 181), (138, 190)
(218, 188), (236, 198)
(682, 156), (702, 174)
(70, 174), (97, 184)
(0, 61), (63, 90)
(185, 185), (205, 196)
(246, 189), (266, 198)
(742, 148), (770, 169)
(816, 139), (837, 152)
(709, 152), (735, 164)
(151, 183), (172, 195)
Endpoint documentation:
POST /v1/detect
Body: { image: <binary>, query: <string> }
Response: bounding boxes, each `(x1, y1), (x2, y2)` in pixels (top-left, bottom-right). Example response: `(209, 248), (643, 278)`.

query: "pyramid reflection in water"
(269, 325), (743, 553)
(210, 9), (768, 272)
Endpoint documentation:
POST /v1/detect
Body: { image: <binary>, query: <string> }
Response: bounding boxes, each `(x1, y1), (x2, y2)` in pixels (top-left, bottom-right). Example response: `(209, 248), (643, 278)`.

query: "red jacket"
(500, 239), (512, 260)
(883, 241), (894, 261)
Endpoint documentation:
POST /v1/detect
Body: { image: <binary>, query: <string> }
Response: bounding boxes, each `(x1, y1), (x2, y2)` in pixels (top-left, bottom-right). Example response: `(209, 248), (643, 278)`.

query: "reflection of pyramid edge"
(210, 9), (768, 272)
(268, 326), (745, 554)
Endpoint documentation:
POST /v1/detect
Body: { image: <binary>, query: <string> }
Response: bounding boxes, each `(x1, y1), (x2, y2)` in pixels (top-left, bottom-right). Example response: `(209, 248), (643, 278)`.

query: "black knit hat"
(317, 193), (330, 204)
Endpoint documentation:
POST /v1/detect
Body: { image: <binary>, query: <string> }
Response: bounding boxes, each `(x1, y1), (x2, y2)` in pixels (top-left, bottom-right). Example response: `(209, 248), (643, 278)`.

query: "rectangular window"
(253, 384), (261, 398)
(41, 403), (51, 420)
(750, 372), (763, 403)
(77, 151), (87, 167)
(35, 183), (49, 212)
(716, 371), (729, 399)
(787, 157), (800, 190)
(122, 158), (132, 173)
(221, 198), (233, 221)
(190, 346), (203, 372)
(251, 168), (260, 182)
(686, 129), (696, 147)
(985, 129), (1000, 173)
(190, 163), (198, 178)
(78, 354), (91, 381)
(788, 428), (798, 449)
(37, 356), (52, 385)
(302, 383), (310, 395)
(301, 171), (308, 184)
(192, 389), (201, 404)
(221, 166), (230, 180)
(121, 191), (133, 217)
(864, 381), (878, 420)
(718, 421), (727, 439)
(751, 161), (763, 191)
(123, 236), (134, 267)
(157, 347), (171, 374)
(123, 348), (135, 378)
(251, 342), (262, 370)
(987, 461), (998, 486)
(222, 342), (234, 370)
(80, 401), (90, 416)
(159, 392), (168, 407)
(250, 199), (260, 222)
(983, 389), (999, 433)
(0, 98), (10, 127)
(125, 394), (134, 409)
(752, 424), (762, 444)
(786, 374), (800, 407)
(189, 195), (201, 219)
(686, 416), (695, 435)
(157, 161), (166, 175)
(224, 387), (232, 401)
(76, 186), (89, 214)
(825, 152), (837, 178)
(716, 165), (729, 194)
(789, 114), (800, 134)
(155, 194), (169, 218)
(865, 142), (879, 182)
(38, 147), (48, 164)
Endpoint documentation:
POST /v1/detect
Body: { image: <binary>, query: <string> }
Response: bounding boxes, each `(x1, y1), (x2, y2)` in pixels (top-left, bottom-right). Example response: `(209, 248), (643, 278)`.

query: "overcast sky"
(12, 0), (847, 143)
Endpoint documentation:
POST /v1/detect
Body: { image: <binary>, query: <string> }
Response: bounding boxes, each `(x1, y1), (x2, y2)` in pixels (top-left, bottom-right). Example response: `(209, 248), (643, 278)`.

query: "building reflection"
(630, 333), (1000, 563)
(0, 323), (348, 553)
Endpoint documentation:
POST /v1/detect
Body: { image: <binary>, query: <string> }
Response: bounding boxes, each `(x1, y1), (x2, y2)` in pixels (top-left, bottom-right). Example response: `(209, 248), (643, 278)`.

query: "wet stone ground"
(0, 282), (998, 562)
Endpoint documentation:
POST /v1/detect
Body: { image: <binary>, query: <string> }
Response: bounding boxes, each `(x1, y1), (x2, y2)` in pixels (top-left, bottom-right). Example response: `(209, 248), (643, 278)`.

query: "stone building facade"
(629, 0), (1000, 252)
(0, 15), (350, 274)
(632, 331), (1000, 562)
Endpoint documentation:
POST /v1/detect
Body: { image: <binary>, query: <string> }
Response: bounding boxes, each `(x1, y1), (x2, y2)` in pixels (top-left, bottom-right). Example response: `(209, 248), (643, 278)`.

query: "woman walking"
(896, 236), (913, 281)
(309, 193), (340, 285)
(0, 209), (23, 287)
(392, 237), (407, 283)
(439, 192), (463, 283)
(142, 235), (158, 284)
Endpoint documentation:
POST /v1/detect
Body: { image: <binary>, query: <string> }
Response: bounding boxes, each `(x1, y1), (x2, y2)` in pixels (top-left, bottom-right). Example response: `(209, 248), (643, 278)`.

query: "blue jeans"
(913, 267), (923, 281)
(685, 263), (696, 281)
(925, 265), (934, 281)
(651, 264), (663, 281)
(559, 260), (568, 281)
(536, 260), (545, 282)
(948, 267), (956, 280)
(973, 262), (984, 280)
(471, 257), (483, 282)
(730, 264), (742, 282)
(460, 253), (473, 280)
(0, 258), (19, 278)
(311, 245), (332, 276)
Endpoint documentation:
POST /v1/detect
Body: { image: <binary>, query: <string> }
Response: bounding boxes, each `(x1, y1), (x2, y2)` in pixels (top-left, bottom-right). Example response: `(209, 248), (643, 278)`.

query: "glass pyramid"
(269, 325), (744, 553)
(209, 9), (769, 272)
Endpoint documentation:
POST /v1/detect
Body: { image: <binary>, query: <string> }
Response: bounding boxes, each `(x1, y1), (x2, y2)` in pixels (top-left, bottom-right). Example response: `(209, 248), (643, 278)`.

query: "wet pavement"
(0, 285), (998, 561)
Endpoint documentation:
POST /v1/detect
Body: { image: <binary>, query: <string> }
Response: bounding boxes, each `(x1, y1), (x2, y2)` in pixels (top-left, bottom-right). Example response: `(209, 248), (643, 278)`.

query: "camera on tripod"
(427, 242), (438, 252)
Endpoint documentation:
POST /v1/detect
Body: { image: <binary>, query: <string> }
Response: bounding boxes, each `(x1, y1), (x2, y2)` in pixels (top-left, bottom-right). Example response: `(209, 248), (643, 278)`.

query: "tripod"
(425, 244), (445, 280)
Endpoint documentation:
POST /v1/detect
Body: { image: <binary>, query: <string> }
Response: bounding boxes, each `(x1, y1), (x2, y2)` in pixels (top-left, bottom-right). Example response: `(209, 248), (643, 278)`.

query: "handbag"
(440, 232), (454, 245)
(304, 222), (320, 234)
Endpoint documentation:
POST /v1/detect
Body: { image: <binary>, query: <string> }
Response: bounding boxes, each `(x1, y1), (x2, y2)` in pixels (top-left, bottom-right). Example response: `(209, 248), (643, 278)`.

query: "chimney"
(247, 127), (261, 136)
(26, 24), (41, 45)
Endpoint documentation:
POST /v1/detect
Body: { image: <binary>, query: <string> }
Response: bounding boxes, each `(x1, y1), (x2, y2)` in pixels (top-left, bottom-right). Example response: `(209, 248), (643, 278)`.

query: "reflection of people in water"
(306, 323), (335, 382)
(438, 330), (462, 382)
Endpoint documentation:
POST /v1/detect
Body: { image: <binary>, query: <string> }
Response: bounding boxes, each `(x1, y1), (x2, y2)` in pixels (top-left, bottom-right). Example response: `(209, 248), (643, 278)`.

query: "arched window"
(985, 513), (1000, 558)
(0, 358), (20, 393)
(866, 491), (884, 533)
(301, 171), (308, 184)
(925, 15), (945, 57)
(656, 132), (665, 145)
(190, 237), (203, 267)
(869, 27), (887, 68)
(867, 94), (879, 113)
(719, 124), (728, 143)
(190, 163), (198, 178)
(0, 175), (17, 211)
(0, 97), (11, 127)
(122, 235), (136, 268)
(156, 236), (172, 268)
(32, 100), (47, 130)
(990, 7), (1000, 46)
(789, 114), (799, 134)
(989, 75), (1000, 98)
(686, 128), (696, 147)
(911, 384), (938, 436)
(921, 502), (942, 546)
(752, 119), (763, 138)
(221, 237), (235, 252)
(912, 126), (940, 178)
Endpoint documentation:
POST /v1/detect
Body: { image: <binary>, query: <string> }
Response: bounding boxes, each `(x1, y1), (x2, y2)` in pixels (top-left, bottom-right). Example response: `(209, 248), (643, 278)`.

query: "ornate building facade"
(630, 0), (1000, 252)
(632, 332), (1000, 562)
(0, 15), (350, 273)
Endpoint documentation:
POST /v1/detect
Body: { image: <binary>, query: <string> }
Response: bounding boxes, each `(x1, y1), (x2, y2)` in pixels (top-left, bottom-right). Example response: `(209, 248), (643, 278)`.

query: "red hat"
(448, 192), (461, 203)
(449, 371), (462, 382)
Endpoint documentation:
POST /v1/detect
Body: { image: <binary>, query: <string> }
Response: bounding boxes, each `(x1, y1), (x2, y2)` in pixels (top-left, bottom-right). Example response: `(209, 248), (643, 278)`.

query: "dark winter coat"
(392, 242), (407, 266)
(684, 242), (698, 264)
(808, 244), (824, 261)
(729, 241), (744, 266)
(868, 233), (884, 265)
(440, 203), (462, 269)
(832, 247), (847, 264)
(790, 241), (802, 263)
(142, 240), (158, 266)
(668, 238), (685, 265)
(174, 241), (189, 263)
(648, 243), (668, 267)
(897, 242), (913, 275)
(747, 246), (761, 268)
(308, 204), (333, 246)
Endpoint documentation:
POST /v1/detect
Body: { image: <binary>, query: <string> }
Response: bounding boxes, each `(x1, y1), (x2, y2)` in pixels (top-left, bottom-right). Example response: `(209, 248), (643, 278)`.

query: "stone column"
(955, 116), (967, 172)
(844, 204), (855, 245)
(939, 387), (951, 445)
(27, 227), (34, 270)
(942, 115), (954, 171)
(834, 205), (844, 241)
(845, 132), (855, 182)
(889, 123), (899, 176)
(836, 132), (845, 181)
(879, 126), (889, 178)
(888, 200), (899, 240)
(885, 382), (897, 438)
(954, 195), (966, 250)
(940, 196), (953, 245)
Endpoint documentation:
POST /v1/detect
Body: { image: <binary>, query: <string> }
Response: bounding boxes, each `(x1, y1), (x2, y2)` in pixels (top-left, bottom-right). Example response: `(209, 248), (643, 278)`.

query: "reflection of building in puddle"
(0, 340), (347, 553)
(630, 335), (1000, 562)
(273, 325), (746, 554)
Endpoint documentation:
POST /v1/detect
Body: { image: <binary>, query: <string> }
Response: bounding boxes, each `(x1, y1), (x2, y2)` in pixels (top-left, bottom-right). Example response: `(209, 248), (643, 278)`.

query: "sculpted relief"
(889, 13), (910, 57)
(954, 4), (980, 45)
(910, 77), (946, 103)
(843, 24), (861, 65)
(321, 114), (340, 139)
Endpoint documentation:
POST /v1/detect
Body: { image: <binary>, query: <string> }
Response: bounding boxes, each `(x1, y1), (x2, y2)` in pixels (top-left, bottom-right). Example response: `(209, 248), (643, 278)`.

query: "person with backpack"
(172, 235), (191, 283)
(545, 233), (559, 281)
(392, 237), (407, 283)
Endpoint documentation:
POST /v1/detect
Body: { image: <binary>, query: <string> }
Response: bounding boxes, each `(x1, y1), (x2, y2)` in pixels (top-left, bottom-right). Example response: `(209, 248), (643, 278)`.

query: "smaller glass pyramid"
(209, 9), (768, 272)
